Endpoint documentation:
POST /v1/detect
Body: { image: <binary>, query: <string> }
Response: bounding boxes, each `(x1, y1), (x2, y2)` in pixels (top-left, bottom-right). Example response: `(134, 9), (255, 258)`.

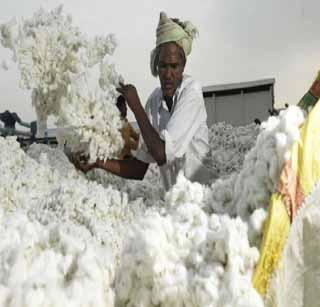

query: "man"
(73, 12), (210, 190)
(116, 95), (140, 160)
(0, 110), (21, 129)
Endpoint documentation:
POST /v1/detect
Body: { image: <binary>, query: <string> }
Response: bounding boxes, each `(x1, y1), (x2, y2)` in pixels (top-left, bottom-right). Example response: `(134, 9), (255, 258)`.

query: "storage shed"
(203, 78), (275, 127)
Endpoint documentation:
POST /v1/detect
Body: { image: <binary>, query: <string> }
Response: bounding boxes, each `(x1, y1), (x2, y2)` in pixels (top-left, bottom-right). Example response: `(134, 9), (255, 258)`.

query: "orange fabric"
(118, 120), (139, 160)
(277, 160), (305, 222)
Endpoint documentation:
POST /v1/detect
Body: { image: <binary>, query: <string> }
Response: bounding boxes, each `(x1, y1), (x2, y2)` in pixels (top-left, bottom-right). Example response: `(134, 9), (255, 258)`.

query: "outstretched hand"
(116, 82), (141, 112)
(70, 153), (96, 173)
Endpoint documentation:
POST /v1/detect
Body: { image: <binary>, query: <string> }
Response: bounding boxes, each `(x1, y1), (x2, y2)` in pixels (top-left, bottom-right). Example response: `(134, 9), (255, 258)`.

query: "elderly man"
(74, 12), (210, 190)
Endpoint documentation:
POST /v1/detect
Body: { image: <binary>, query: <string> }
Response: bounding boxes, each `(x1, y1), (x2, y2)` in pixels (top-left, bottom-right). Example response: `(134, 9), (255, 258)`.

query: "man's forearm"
(116, 82), (166, 165)
(132, 103), (166, 165)
(95, 158), (148, 180)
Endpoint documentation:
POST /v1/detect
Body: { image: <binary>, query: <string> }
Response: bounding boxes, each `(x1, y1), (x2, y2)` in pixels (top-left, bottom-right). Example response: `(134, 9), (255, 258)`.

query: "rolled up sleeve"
(134, 93), (156, 164)
(134, 138), (156, 163)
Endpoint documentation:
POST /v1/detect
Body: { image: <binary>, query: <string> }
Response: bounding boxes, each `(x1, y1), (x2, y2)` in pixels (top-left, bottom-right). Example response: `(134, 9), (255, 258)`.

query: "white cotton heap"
(116, 175), (263, 307)
(0, 103), (307, 307)
(0, 6), (124, 161)
(204, 122), (260, 179)
(27, 143), (78, 178)
(87, 163), (165, 208)
(0, 137), (146, 263)
(206, 106), (305, 246)
(0, 209), (115, 307)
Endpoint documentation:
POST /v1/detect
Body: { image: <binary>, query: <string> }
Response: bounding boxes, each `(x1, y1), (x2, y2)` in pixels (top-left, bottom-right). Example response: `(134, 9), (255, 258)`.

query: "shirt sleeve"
(134, 93), (156, 164)
(160, 80), (207, 163)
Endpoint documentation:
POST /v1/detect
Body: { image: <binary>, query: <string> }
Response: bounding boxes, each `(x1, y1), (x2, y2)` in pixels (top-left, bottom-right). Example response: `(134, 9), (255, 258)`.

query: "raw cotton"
(87, 163), (165, 208)
(115, 174), (263, 307)
(0, 104), (306, 307)
(0, 137), (146, 263)
(0, 6), (124, 161)
(0, 208), (115, 307)
(206, 106), (305, 246)
(204, 122), (260, 180)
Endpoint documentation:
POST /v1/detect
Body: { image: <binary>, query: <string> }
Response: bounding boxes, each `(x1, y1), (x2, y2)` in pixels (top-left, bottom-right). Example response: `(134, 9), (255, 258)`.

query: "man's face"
(158, 42), (185, 98)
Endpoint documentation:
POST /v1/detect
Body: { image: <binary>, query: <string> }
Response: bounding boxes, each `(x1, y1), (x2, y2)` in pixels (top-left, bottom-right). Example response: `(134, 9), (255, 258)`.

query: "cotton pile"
(115, 106), (305, 307)
(0, 208), (115, 307)
(115, 174), (263, 307)
(87, 163), (165, 208)
(0, 6), (124, 161)
(0, 103), (306, 307)
(204, 122), (260, 179)
(206, 106), (304, 246)
(0, 137), (146, 263)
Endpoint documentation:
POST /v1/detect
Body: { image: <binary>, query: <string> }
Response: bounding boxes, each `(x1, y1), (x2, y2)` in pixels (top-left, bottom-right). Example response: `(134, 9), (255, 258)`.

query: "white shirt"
(135, 75), (211, 190)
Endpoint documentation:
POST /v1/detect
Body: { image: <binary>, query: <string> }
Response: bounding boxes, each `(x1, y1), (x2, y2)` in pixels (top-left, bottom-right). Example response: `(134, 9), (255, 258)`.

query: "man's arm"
(96, 158), (149, 180)
(117, 83), (166, 166)
(72, 155), (149, 180)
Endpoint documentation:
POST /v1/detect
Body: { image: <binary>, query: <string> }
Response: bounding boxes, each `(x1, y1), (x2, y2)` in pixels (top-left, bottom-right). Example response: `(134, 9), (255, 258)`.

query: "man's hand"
(70, 153), (96, 174)
(116, 82), (141, 113)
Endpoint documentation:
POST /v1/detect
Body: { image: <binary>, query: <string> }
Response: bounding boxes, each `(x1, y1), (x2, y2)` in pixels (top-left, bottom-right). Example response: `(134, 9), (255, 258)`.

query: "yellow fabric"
(252, 194), (290, 296)
(253, 97), (320, 297)
(295, 101), (320, 195)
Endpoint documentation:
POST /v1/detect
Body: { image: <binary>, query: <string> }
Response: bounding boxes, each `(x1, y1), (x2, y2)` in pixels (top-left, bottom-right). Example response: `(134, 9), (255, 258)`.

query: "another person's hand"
(117, 82), (141, 112)
(70, 153), (96, 173)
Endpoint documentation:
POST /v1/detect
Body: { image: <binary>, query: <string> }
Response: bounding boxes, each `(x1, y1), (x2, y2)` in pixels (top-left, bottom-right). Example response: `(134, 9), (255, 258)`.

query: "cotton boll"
(165, 173), (207, 209)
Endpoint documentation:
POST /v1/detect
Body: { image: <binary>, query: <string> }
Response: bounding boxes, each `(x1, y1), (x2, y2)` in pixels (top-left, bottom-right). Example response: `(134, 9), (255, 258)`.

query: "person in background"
(116, 95), (139, 160)
(72, 12), (210, 190)
(0, 110), (21, 129)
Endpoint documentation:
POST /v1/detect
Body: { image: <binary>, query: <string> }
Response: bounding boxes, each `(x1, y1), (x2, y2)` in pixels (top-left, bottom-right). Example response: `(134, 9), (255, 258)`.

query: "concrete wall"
(203, 80), (274, 127)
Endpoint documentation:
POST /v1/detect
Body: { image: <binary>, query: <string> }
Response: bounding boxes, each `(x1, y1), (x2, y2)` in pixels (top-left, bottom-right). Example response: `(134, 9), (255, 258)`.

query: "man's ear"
(181, 61), (186, 73)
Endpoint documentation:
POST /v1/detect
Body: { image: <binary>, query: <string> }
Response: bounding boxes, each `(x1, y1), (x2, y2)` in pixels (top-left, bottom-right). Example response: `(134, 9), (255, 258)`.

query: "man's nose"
(164, 67), (173, 79)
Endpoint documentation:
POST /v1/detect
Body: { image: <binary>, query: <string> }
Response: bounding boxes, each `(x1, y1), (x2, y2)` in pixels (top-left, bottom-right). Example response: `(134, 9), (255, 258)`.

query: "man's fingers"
(116, 82), (126, 93)
(116, 87), (124, 94)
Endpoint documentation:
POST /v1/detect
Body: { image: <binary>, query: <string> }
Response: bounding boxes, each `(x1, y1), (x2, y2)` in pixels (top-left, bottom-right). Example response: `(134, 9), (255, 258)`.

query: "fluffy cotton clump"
(56, 79), (124, 162)
(0, 209), (115, 307)
(115, 174), (263, 307)
(0, 6), (124, 161)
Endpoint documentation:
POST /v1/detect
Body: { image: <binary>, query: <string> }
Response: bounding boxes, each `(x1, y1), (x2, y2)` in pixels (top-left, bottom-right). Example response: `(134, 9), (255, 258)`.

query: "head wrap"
(150, 12), (198, 77)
